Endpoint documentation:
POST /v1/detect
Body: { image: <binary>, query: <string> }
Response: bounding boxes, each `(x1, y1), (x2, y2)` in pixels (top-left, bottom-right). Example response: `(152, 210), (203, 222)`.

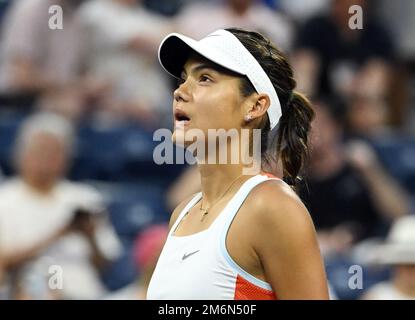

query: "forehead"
(182, 53), (242, 78)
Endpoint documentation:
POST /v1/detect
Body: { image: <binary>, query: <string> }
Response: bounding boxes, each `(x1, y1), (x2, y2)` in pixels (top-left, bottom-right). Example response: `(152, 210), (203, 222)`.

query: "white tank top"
(147, 174), (278, 300)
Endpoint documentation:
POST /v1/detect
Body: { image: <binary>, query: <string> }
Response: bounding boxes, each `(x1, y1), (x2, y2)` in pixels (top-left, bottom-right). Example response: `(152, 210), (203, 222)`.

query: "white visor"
(158, 29), (282, 130)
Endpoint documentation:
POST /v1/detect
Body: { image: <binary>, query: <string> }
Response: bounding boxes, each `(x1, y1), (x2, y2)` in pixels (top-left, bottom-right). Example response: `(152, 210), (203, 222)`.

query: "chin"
(173, 120), (192, 145)
(173, 126), (204, 151)
(172, 129), (188, 148)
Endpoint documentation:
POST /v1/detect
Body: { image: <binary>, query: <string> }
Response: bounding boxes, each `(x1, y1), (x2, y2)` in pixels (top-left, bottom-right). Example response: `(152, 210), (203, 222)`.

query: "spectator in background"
(361, 215), (415, 300)
(0, 264), (9, 299)
(105, 224), (168, 300)
(0, 113), (121, 299)
(0, 0), (11, 25)
(293, 0), (395, 99)
(175, 0), (293, 53)
(278, 0), (330, 25)
(345, 95), (392, 140)
(301, 99), (411, 255)
(0, 0), (106, 119)
(0, 258), (3, 274)
(378, 0), (415, 62)
(78, 0), (173, 127)
(143, 0), (185, 17)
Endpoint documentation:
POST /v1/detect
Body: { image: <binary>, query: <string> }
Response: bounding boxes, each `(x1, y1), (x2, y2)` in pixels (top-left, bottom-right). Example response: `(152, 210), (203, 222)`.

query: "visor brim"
(158, 33), (245, 80)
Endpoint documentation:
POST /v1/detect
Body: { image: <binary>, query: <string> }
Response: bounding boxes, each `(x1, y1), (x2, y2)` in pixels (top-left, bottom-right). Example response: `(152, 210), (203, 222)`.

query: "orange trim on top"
(260, 172), (281, 180)
(234, 275), (277, 300)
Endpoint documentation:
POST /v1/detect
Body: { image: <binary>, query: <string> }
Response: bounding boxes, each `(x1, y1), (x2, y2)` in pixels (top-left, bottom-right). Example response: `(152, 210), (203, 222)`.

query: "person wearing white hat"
(361, 215), (415, 300)
(146, 28), (329, 299)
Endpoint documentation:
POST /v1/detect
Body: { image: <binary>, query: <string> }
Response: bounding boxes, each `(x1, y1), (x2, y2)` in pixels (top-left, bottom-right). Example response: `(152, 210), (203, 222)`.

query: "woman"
(147, 28), (329, 299)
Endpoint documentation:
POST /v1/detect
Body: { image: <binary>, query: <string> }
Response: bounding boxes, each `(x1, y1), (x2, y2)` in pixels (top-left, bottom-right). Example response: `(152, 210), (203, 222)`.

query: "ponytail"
(276, 91), (314, 188)
(226, 28), (315, 190)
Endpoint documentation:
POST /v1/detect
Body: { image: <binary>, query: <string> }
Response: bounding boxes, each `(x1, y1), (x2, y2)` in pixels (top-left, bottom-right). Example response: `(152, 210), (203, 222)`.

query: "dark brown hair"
(227, 28), (314, 189)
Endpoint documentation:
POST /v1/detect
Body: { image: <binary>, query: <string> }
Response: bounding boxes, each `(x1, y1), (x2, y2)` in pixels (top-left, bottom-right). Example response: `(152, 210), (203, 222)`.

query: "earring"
(244, 114), (253, 122)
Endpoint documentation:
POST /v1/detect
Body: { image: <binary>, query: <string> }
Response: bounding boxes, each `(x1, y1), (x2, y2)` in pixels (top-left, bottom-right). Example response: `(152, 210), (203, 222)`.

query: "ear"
(244, 93), (270, 122)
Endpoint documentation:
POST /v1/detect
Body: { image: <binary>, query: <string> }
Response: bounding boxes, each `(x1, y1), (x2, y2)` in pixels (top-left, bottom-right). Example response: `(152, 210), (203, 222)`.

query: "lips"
(174, 109), (191, 128)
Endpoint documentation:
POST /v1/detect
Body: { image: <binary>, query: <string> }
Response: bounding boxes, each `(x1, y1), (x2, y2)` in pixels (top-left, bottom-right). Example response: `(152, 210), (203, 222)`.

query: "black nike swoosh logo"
(182, 250), (200, 261)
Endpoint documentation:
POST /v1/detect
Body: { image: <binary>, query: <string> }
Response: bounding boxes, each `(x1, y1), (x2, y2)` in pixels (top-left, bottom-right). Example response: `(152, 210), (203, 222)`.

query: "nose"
(174, 80), (191, 103)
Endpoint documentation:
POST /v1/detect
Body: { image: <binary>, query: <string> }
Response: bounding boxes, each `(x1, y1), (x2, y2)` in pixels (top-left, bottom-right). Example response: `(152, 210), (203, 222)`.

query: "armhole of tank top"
(169, 192), (202, 237)
(219, 175), (280, 291)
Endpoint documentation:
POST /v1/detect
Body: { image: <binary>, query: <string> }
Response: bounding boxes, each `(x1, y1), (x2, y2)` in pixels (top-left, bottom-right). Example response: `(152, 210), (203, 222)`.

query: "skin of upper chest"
(173, 192), (266, 281)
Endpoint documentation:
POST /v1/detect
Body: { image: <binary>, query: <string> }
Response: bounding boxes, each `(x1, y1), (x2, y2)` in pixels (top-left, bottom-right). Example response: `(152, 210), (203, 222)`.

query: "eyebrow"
(181, 63), (218, 78)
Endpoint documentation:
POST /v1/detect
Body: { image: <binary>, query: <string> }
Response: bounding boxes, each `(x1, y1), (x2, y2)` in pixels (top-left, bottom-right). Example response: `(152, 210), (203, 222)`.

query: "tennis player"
(147, 28), (329, 300)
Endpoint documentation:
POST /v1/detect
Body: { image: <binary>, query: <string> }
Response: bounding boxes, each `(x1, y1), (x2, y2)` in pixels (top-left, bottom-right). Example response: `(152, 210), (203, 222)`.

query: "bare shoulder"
(243, 179), (328, 299)
(245, 179), (315, 239)
(168, 193), (199, 230)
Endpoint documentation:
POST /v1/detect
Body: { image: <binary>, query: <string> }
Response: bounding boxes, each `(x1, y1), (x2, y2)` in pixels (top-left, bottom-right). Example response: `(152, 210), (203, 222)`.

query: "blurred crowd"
(0, 0), (414, 300)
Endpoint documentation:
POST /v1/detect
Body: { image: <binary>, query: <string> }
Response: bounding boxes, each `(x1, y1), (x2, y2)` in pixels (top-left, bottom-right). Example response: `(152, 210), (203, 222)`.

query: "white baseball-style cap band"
(158, 29), (282, 130)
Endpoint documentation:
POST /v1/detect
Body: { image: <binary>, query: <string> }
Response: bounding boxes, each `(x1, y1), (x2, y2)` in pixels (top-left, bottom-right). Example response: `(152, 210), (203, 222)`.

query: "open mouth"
(174, 109), (191, 127)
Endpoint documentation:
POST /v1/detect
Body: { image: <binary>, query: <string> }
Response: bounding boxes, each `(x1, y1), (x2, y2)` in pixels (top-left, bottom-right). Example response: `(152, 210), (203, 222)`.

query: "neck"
(197, 163), (250, 207)
(22, 177), (55, 195)
(194, 137), (261, 206)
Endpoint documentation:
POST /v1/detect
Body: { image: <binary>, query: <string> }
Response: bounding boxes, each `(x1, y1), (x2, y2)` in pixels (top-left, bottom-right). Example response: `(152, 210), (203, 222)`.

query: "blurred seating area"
(0, 0), (415, 300)
(0, 110), (185, 298)
(371, 136), (415, 197)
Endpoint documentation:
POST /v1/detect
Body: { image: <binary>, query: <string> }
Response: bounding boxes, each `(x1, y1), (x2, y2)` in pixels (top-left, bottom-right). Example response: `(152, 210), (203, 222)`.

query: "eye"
(199, 75), (212, 83)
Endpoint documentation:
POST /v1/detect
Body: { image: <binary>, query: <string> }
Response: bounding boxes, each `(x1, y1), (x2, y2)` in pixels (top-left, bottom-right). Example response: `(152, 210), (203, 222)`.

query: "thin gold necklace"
(199, 174), (245, 221)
